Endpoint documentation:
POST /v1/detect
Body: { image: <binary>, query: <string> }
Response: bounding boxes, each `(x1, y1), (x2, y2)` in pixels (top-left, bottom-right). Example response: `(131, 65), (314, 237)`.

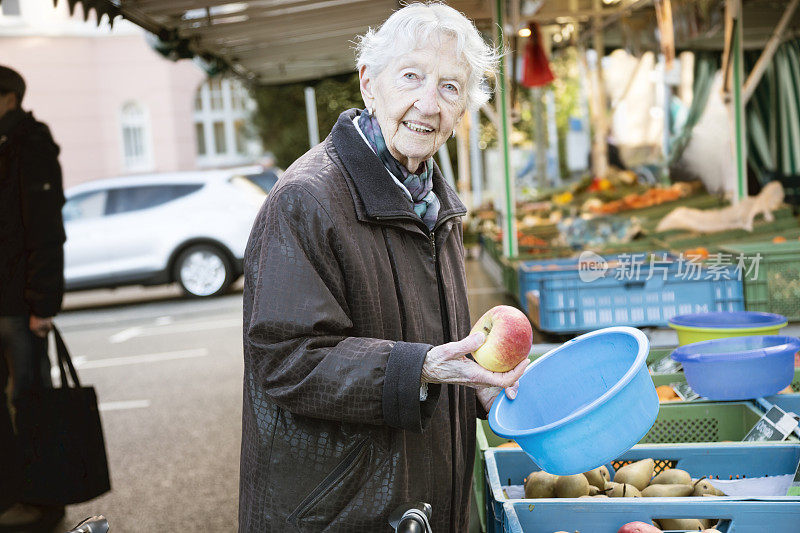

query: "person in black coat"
(0, 65), (67, 532)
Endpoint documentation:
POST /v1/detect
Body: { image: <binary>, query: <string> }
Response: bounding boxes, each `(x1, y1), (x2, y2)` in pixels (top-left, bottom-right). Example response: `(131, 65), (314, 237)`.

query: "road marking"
(138, 318), (241, 336)
(108, 318), (240, 343)
(75, 348), (209, 369)
(99, 399), (151, 412)
(155, 316), (173, 325)
(109, 327), (143, 344)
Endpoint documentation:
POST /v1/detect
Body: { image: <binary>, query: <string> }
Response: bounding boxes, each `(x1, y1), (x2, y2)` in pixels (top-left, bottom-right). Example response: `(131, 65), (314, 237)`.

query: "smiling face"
(359, 34), (470, 173)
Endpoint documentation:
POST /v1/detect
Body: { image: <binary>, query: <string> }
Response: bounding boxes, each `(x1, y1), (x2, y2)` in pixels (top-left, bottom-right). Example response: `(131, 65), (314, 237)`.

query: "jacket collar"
(331, 109), (466, 229)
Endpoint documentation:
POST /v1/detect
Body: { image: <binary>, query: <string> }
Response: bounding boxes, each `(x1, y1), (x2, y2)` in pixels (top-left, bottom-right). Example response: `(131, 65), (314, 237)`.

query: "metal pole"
(730, 0), (747, 201)
(304, 86), (320, 147)
(455, 120), (471, 200)
(437, 143), (456, 189)
(546, 89), (561, 186)
(494, 0), (518, 259)
(469, 109), (483, 207)
(591, 0), (609, 179)
(534, 87), (547, 188)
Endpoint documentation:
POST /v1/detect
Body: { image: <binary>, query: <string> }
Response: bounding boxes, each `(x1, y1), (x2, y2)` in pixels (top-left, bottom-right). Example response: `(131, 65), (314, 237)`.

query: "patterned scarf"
(358, 109), (440, 230)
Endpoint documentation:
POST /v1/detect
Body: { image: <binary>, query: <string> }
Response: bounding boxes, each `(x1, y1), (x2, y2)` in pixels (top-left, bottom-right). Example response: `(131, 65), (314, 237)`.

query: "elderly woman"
(239, 3), (528, 531)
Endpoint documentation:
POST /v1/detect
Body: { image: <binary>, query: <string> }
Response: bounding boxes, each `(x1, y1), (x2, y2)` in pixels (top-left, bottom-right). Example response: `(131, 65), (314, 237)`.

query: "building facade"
(0, 0), (259, 188)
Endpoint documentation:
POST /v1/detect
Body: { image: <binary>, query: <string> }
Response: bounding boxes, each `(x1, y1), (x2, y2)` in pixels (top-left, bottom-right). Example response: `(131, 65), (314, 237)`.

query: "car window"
(105, 184), (203, 215)
(63, 190), (107, 222)
(244, 171), (279, 193)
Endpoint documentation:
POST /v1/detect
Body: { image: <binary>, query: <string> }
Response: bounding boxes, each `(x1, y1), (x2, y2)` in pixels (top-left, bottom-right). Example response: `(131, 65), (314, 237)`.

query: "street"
(58, 286), (245, 532)
(54, 259), (513, 532)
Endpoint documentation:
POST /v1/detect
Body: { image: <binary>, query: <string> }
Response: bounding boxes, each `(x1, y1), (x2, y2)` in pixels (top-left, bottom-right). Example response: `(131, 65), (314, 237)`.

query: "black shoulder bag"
(15, 326), (111, 505)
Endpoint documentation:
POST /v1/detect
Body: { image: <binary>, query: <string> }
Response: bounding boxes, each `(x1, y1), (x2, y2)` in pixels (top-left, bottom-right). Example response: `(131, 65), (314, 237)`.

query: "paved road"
(53, 259), (509, 532)
(58, 287), (245, 532)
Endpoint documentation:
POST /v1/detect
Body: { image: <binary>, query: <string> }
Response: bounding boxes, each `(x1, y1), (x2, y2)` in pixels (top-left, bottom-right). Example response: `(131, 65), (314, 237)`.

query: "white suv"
(63, 166), (272, 298)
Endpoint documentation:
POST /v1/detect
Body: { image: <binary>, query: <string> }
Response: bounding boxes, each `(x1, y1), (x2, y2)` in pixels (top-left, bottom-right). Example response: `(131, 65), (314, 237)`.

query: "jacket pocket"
(286, 437), (372, 528)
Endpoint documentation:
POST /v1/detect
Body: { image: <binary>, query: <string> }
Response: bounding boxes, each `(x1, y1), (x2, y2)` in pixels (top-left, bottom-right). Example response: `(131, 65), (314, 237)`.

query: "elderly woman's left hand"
(421, 332), (529, 412)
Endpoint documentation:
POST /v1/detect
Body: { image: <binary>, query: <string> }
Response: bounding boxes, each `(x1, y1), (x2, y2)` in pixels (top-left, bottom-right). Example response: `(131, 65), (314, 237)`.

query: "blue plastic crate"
(533, 270), (743, 333)
(502, 498), (800, 532)
(517, 253), (669, 313)
(484, 444), (800, 533)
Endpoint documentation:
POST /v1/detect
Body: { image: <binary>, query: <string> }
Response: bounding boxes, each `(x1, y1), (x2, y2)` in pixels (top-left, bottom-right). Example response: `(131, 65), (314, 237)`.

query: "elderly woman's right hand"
(421, 332), (529, 395)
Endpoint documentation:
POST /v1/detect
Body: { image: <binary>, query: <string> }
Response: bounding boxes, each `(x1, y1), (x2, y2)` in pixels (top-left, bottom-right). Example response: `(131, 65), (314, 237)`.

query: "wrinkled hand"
(29, 315), (54, 338)
(421, 332), (529, 411)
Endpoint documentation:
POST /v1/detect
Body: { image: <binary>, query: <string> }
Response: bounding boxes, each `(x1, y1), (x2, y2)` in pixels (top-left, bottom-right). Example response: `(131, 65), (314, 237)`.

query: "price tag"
(648, 358), (682, 374)
(743, 406), (799, 442)
(669, 382), (700, 401)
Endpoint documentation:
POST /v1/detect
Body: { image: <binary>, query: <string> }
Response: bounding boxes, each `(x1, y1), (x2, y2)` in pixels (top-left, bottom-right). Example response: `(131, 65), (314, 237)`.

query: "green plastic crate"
(720, 240), (800, 321)
(473, 419), (514, 532)
(641, 401), (766, 443)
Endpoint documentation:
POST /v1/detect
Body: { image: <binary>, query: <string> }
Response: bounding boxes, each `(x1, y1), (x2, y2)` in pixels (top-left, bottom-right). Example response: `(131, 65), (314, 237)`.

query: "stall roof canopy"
(56, 0), (800, 84)
(61, 0), (491, 84)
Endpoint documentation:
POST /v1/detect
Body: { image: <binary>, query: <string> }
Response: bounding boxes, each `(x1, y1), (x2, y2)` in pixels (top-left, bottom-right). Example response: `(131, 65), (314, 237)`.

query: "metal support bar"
(495, 0), (517, 259)
(469, 109), (483, 208)
(437, 143), (456, 189)
(304, 86), (320, 148)
(728, 0), (747, 202)
(742, 0), (800, 104)
(590, 0), (609, 179)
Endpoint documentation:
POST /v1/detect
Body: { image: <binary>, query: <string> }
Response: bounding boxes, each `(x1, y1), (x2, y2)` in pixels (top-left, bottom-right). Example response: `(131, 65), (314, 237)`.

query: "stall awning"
(54, 0), (493, 84)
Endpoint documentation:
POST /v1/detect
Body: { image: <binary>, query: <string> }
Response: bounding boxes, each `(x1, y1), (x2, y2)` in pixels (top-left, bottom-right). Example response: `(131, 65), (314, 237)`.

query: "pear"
(583, 466), (610, 490)
(693, 478), (726, 497)
(650, 468), (692, 485)
(554, 474), (590, 498)
(524, 471), (558, 499)
(613, 458), (654, 491)
(657, 518), (705, 530)
(588, 485), (600, 496)
(641, 483), (694, 497)
(604, 481), (641, 497)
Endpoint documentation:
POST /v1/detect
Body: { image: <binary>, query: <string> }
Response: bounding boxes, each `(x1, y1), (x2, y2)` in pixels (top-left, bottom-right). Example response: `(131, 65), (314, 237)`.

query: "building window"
(213, 121), (227, 154)
(234, 119), (247, 155)
(193, 76), (260, 166)
(209, 78), (223, 110)
(195, 122), (206, 156)
(1, 0), (21, 16)
(120, 101), (153, 172)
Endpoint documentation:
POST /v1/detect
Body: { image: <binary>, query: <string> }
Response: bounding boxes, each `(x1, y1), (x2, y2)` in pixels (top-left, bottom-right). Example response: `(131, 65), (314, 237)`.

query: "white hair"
(355, 2), (498, 110)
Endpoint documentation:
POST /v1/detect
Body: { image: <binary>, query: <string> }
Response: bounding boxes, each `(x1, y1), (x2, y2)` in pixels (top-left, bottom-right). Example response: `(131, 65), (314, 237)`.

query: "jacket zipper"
(429, 230), (452, 344)
(286, 437), (371, 525)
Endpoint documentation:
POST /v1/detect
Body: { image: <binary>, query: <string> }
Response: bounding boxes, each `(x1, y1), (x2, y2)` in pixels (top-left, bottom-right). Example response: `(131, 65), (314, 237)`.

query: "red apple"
(617, 522), (662, 533)
(470, 305), (532, 372)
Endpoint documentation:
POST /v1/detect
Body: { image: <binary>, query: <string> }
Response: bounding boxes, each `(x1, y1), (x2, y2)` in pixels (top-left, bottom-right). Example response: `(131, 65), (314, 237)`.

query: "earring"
(452, 129), (457, 138)
(368, 106), (375, 115)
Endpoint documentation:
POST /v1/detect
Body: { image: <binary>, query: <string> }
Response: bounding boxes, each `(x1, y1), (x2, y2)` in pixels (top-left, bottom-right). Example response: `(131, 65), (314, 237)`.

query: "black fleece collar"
(331, 109), (466, 228)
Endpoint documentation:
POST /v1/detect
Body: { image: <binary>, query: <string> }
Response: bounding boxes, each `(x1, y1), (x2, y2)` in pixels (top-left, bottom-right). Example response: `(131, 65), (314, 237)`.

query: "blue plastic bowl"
(488, 327), (658, 475)
(671, 335), (800, 400)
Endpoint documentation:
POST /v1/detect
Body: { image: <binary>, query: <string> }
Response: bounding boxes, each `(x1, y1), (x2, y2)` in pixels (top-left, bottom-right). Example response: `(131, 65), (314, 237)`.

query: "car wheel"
(174, 244), (232, 297)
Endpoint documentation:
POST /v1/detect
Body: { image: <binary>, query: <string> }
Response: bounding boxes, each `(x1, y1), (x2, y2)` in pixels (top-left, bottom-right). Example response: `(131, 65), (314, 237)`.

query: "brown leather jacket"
(239, 109), (476, 532)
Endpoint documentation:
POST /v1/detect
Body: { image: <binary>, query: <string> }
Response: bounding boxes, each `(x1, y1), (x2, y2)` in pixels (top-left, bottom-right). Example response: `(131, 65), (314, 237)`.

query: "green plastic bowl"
(668, 311), (788, 346)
